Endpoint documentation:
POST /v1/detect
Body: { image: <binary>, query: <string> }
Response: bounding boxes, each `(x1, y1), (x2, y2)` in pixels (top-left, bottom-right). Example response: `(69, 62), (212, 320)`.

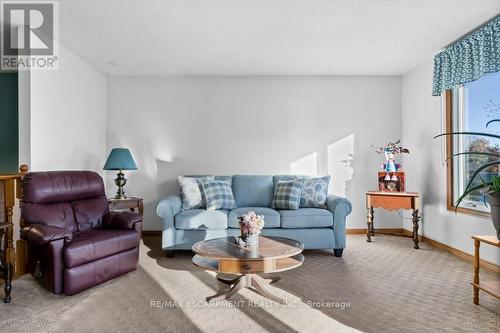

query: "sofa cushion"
(63, 229), (139, 268)
(232, 175), (273, 207)
(200, 179), (237, 210)
(174, 209), (228, 230)
(228, 207), (281, 228)
(300, 176), (331, 208)
(272, 179), (305, 210)
(178, 176), (214, 210)
(279, 208), (333, 228)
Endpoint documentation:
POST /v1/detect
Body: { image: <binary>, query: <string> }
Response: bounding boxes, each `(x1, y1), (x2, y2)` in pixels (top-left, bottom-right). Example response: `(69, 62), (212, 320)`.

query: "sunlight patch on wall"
(290, 152), (318, 175)
(327, 134), (355, 197)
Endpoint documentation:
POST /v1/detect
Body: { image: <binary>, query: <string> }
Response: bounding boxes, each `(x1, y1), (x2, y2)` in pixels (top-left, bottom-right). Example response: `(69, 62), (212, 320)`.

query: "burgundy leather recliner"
(20, 171), (142, 295)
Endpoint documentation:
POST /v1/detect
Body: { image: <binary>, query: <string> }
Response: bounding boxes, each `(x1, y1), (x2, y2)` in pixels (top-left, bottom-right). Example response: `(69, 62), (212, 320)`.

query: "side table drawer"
(108, 198), (143, 216)
(370, 195), (414, 211)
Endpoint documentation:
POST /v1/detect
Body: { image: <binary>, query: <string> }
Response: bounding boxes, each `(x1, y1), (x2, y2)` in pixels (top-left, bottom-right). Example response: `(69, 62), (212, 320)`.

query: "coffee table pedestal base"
(207, 274), (285, 304)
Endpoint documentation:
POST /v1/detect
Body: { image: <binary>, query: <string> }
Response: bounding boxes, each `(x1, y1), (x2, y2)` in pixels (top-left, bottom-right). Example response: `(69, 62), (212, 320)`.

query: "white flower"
(238, 211), (265, 236)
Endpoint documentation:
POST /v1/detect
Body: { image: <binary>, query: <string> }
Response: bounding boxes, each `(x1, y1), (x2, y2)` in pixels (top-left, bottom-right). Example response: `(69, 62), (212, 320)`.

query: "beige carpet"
(1, 234), (499, 332)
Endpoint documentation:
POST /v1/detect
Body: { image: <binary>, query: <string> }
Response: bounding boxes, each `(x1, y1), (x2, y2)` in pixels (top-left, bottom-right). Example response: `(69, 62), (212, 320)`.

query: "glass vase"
(245, 234), (259, 247)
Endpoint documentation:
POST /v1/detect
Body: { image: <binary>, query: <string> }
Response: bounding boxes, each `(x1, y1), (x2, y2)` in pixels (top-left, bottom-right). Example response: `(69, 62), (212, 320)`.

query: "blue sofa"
(156, 175), (352, 257)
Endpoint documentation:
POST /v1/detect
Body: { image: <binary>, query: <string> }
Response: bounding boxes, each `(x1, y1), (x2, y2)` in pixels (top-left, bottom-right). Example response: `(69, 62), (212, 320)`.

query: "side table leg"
(473, 240), (480, 305)
(138, 200), (144, 216)
(370, 215), (375, 236)
(4, 263), (12, 303)
(412, 209), (420, 249)
(367, 207), (374, 242)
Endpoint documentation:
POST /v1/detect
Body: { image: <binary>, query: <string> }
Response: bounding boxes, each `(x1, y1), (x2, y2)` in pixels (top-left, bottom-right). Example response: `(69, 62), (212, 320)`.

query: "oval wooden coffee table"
(192, 236), (304, 303)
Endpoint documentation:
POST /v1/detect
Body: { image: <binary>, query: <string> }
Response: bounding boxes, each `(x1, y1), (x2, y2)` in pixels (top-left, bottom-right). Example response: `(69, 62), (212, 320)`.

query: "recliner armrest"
(21, 224), (73, 244)
(103, 212), (142, 230)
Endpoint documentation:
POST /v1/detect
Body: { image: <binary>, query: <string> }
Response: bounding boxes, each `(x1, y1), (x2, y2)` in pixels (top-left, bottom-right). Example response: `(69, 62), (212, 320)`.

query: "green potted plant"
(435, 119), (500, 240)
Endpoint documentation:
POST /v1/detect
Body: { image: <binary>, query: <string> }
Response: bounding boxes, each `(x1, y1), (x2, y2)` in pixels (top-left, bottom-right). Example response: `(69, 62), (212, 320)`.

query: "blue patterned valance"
(432, 15), (500, 96)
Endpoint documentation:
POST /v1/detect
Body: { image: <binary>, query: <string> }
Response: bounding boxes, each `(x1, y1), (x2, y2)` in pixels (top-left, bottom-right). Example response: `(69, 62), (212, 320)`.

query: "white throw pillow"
(178, 176), (214, 210)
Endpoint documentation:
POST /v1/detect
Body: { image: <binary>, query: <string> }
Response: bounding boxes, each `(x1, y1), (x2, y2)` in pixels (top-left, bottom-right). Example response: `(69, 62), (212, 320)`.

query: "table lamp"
(103, 148), (137, 199)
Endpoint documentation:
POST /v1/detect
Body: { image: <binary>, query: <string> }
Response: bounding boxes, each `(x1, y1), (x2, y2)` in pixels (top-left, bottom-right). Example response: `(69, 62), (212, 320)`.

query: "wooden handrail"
(0, 164), (28, 179)
(0, 164), (28, 199)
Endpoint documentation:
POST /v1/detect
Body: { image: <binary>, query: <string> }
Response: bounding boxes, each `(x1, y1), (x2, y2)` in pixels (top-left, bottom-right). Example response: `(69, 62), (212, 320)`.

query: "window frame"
(445, 90), (491, 218)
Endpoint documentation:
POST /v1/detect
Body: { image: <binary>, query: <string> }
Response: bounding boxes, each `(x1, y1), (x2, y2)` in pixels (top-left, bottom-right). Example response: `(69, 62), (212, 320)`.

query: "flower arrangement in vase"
(237, 211), (265, 246)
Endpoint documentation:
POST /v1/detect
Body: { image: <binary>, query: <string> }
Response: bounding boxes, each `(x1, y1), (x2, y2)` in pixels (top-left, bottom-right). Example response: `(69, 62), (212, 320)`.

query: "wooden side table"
(472, 235), (500, 305)
(108, 197), (144, 216)
(366, 191), (420, 249)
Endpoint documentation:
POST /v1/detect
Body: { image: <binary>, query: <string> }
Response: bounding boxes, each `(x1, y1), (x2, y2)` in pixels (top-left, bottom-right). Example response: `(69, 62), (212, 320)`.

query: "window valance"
(432, 15), (500, 96)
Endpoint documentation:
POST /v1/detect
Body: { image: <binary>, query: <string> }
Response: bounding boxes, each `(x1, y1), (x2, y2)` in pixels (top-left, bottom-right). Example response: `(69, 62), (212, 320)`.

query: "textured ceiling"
(58, 0), (500, 75)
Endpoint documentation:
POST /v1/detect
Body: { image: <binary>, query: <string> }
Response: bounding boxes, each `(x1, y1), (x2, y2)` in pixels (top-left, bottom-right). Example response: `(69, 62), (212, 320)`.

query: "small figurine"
(372, 140), (410, 181)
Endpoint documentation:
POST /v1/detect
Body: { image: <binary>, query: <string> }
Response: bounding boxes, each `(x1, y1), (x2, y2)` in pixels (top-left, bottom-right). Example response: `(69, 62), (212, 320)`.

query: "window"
(446, 71), (500, 216)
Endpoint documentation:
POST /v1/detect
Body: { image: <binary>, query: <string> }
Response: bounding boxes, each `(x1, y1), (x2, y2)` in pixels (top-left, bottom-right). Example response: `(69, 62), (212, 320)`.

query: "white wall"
(29, 46), (107, 173)
(107, 76), (402, 231)
(401, 60), (499, 265)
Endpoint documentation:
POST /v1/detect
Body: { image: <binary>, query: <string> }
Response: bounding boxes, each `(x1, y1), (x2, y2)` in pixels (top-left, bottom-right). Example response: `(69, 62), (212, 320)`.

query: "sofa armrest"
(326, 195), (352, 249)
(21, 224), (73, 245)
(156, 195), (182, 228)
(156, 195), (182, 249)
(103, 212), (142, 230)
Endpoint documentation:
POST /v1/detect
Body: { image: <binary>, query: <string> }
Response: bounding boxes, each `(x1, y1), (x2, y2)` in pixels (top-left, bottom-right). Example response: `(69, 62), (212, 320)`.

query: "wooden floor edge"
(347, 228), (422, 240)
(420, 235), (500, 273)
(347, 228), (408, 235)
(347, 228), (500, 273)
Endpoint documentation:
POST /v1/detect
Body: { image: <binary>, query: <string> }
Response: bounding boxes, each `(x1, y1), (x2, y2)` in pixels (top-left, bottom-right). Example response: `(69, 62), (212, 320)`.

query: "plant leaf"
(486, 119), (500, 128)
(434, 132), (500, 140)
(455, 184), (488, 211)
(444, 151), (500, 163)
(461, 161), (500, 200)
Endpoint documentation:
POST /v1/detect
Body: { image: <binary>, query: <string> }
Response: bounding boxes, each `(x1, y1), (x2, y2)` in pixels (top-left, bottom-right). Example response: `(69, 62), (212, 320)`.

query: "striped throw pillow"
(271, 179), (305, 210)
(200, 179), (237, 210)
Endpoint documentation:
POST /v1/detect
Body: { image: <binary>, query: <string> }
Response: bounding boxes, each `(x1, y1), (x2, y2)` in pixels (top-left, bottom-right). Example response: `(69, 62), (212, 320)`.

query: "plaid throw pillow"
(200, 179), (237, 210)
(272, 179), (305, 210)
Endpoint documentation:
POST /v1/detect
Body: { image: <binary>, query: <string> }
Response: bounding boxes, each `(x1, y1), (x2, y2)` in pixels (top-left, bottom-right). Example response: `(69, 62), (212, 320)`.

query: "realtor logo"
(1, 0), (59, 70)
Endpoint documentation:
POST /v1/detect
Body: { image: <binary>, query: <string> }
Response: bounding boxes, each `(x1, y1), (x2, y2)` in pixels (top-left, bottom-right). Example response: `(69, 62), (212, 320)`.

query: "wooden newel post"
(1, 164), (28, 302)
(15, 164), (29, 277)
(3, 176), (15, 303)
